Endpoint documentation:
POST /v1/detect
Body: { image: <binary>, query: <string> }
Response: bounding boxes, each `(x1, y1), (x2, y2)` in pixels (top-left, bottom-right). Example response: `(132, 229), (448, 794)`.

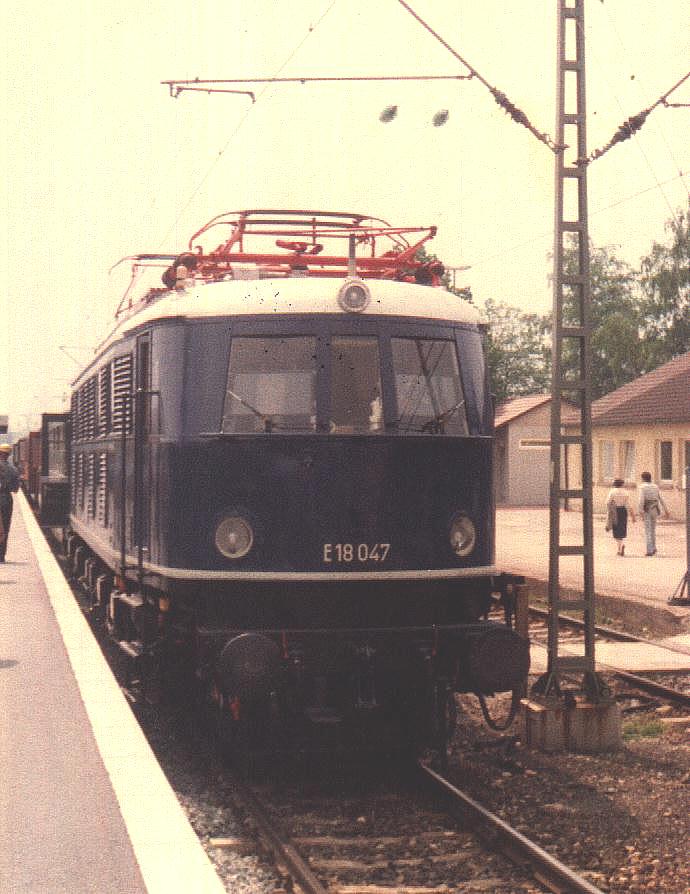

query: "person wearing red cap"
(0, 445), (20, 562)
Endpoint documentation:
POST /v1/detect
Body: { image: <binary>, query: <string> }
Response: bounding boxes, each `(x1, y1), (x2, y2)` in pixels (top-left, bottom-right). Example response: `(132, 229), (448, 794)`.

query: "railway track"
(54, 551), (579, 893)
(47, 535), (587, 893)
(528, 605), (690, 709)
(214, 758), (606, 894)
(51, 534), (686, 892)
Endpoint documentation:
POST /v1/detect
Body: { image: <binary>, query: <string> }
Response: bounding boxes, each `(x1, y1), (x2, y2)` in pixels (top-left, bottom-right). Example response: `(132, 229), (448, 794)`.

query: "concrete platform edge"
(19, 493), (226, 894)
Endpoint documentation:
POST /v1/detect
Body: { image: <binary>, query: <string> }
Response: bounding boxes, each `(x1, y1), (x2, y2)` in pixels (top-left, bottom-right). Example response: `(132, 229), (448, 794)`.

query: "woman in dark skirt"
(605, 478), (636, 556)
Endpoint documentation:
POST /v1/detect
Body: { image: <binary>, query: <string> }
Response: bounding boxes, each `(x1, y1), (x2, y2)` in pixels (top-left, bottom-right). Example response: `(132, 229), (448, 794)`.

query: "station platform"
(0, 492), (225, 894)
(496, 507), (689, 613)
(529, 640), (690, 675)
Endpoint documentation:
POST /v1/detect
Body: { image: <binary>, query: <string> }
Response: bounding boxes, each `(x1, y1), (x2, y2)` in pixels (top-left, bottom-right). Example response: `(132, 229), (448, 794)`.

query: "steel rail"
(529, 604), (690, 654)
(612, 671), (690, 709)
(418, 761), (605, 894)
(529, 605), (640, 643)
(529, 605), (690, 707)
(232, 762), (604, 894)
(226, 773), (329, 894)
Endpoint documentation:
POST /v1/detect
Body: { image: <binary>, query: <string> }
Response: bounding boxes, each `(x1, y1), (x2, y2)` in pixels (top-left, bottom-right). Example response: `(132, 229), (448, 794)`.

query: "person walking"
(0, 445), (20, 563)
(637, 471), (669, 556)
(605, 478), (635, 556)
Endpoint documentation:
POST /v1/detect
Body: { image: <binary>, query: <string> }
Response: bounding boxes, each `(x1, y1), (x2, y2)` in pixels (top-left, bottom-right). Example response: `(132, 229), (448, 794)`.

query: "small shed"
(494, 394), (552, 506)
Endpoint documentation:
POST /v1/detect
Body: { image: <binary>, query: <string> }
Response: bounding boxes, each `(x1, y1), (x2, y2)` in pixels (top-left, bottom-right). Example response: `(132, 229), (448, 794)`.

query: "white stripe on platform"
(19, 492), (226, 894)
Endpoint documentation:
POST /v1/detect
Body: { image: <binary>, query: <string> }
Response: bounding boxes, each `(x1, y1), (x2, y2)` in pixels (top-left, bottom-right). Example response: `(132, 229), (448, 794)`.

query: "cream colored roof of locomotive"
(80, 278), (481, 384)
(122, 276), (480, 331)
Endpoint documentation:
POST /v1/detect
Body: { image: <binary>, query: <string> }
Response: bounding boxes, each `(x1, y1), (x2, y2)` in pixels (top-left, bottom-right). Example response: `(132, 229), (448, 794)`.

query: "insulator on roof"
(174, 265), (190, 290)
(175, 252), (198, 270)
(379, 104), (398, 123)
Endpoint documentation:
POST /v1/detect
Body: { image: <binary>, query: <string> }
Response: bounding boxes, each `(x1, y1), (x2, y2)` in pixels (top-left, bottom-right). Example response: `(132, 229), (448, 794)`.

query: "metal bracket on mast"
(531, 0), (609, 705)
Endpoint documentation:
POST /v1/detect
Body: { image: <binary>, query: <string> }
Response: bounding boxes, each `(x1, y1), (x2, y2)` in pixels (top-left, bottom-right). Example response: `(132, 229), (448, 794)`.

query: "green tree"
(560, 239), (646, 399)
(482, 298), (551, 402)
(420, 224), (687, 403)
(483, 241), (645, 402)
(639, 202), (690, 365)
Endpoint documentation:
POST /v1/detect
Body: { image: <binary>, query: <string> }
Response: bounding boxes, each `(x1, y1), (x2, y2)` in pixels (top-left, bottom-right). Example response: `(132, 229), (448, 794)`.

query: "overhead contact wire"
(159, 0), (338, 247)
(395, 0), (562, 152)
(572, 13), (686, 226)
(595, 3), (686, 187)
(468, 170), (689, 269)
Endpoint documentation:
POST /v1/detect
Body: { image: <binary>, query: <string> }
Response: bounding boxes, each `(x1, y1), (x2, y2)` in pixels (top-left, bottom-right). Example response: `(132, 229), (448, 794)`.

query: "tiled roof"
(494, 394), (551, 429)
(590, 351), (690, 426)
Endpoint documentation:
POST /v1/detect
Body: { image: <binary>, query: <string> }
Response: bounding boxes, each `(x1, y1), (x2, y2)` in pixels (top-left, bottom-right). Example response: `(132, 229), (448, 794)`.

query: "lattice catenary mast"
(532, 0), (608, 703)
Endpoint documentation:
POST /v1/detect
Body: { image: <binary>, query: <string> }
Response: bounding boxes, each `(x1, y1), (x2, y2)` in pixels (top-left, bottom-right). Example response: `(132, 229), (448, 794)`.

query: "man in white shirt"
(637, 471), (670, 556)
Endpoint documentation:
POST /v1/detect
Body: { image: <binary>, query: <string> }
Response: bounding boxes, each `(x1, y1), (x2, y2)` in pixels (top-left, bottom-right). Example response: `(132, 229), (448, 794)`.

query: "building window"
(599, 440), (615, 482)
(659, 440), (673, 482)
(519, 438), (550, 449)
(46, 419), (67, 477)
(684, 440), (690, 489)
(621, 440), (635, 482)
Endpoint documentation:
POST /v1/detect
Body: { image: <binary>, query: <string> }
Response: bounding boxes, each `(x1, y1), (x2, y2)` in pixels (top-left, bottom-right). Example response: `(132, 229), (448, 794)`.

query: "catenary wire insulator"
(580, 68), (690, 165)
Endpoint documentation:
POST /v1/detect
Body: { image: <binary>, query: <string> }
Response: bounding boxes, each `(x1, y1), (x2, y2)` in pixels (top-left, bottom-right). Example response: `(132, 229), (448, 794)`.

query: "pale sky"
(1, 1), (688, 429)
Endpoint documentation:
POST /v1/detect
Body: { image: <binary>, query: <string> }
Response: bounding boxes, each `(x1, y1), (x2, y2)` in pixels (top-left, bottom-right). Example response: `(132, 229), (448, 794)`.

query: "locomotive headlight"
(337, 278), (371, 313)
(449, 513), (476, 557)
(215, 515), (254, 559)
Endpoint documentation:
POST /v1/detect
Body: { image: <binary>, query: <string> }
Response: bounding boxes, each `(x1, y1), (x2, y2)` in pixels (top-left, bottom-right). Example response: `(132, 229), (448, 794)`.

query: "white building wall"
(503, 403), (551, 506)
(564, 421), (689, 520)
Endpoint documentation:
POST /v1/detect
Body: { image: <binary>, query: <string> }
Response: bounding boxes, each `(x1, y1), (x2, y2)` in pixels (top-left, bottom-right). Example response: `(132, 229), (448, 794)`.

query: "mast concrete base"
(521, 698), (622, 752)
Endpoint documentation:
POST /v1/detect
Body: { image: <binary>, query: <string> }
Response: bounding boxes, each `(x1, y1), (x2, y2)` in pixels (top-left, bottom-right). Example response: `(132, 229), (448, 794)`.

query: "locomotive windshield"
(392, 338), (468, 435)
(222, 336), (317, 433)
(219, 330), (474, 436)
(330, 337), (383, 433)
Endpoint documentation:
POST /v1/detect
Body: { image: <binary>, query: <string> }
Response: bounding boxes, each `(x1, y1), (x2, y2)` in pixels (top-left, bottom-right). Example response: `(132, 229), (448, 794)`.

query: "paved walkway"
(0, 493), (226, 894)
(496, 507), (688, 614)
(0, 497), (147, 893)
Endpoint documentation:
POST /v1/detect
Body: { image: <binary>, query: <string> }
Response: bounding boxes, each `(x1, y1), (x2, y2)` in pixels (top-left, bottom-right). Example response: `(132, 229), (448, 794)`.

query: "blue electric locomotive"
(66, 210), (529, 755)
